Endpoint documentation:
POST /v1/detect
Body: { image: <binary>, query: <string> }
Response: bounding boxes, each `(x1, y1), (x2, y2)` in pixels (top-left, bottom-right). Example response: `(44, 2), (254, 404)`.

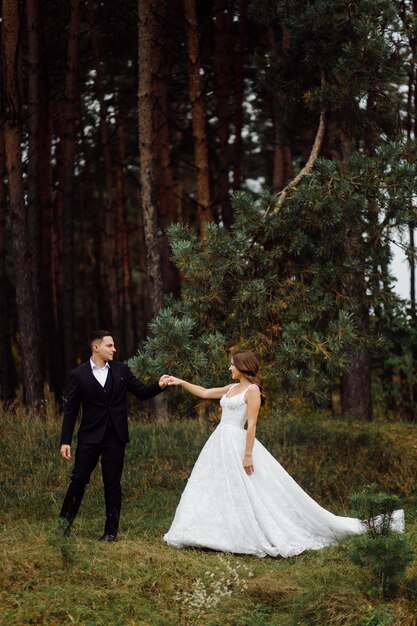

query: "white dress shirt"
(90, 358), (110, 387)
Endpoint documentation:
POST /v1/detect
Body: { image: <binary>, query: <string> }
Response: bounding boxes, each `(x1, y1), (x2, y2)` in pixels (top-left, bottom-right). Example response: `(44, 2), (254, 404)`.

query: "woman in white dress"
(164, 351), (404, 558)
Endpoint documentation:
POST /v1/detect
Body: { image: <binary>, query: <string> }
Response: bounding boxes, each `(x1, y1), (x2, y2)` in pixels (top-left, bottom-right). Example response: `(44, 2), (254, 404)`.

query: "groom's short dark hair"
(89, 330), (112, 347)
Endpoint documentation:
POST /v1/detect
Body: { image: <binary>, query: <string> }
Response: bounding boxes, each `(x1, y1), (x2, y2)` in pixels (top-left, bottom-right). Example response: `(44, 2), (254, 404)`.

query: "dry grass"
(0, 404), (416, 625)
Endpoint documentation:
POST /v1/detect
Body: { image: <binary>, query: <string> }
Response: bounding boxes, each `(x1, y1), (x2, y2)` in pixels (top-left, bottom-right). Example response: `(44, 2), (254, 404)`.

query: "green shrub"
(345, 486), (414, 599)
(346, 532), (413, 599)
(349, 483), (403, 536)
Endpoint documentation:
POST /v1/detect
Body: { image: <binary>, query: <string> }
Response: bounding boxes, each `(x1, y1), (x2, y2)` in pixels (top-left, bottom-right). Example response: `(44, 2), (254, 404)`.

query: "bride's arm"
(167, 376), (233, 399)
(243, 386), (261, 475)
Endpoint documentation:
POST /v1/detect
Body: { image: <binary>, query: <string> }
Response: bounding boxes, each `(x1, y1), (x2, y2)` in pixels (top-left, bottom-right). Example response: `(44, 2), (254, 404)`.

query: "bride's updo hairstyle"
(232, 350), (266, 405)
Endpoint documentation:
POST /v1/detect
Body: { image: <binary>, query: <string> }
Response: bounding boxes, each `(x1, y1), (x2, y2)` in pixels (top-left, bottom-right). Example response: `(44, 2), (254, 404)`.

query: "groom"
(59, 330), (169, 541)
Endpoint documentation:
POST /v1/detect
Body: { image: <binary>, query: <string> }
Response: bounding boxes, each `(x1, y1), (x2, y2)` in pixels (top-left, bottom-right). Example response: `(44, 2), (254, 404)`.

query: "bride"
(164, 351), (404, 558)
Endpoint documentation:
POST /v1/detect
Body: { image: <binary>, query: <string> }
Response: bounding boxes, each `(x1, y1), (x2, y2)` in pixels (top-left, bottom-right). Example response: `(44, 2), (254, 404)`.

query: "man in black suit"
(59, 330), (169, 541)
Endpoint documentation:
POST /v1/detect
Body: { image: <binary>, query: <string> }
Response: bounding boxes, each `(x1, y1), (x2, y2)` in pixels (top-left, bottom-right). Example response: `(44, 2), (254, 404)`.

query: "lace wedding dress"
(164, 384), (404, 557)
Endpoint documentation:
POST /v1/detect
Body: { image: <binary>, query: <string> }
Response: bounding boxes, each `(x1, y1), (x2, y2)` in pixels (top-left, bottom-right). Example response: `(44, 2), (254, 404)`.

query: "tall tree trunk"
(328, 124), (372, 420)
(37, 30), (61, 396)
(340, 130), (371, 421)
(213, 0), (233, 225)
(153, 0), (181, 295)
(2, 0), (43, 407)
(232, 0), (247, 191)
(80, 134), (97, 332)
(0, 126), (17, 401)
(410, 224), (416, 316)
(51, 111), (64, 375)
(60, 0), (81, 381)
(83, 130), (113, 333)
(267, 25), (293, 192)
(87, 0), (118, 332)
(114, 110), (134, 358)
(405, 3), (417, 415)
(341, 297), (372, 420)
(183, 0), (214, 233)
(135, 200), (148, 342)
(138, 0), (164, 320)
(406, 3), (417, 319)
(138, 0), (167, 421)
(26, 0), (41, 323)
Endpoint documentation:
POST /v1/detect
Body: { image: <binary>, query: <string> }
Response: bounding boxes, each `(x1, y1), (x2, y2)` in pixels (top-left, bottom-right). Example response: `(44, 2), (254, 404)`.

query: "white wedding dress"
(164, 384), (404, 557)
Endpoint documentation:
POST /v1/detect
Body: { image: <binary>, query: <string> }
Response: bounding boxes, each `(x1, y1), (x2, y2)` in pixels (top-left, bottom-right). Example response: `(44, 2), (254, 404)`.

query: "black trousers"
(59, 424), (126, 536)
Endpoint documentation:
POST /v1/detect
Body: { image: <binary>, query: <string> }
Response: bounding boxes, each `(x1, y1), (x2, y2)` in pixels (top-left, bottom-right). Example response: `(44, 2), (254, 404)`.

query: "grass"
(0, 404), (416, 625)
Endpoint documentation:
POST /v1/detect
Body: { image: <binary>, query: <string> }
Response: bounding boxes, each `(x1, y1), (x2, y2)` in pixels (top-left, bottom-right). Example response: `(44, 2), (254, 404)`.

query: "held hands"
(243, 454), (254, 476)
(159, 374), (185, 387)
(60, 444), (71, 461)
(166, 376), (182, 386)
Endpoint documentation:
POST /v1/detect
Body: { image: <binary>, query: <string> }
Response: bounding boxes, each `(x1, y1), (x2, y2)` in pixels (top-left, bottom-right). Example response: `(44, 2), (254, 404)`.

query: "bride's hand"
(167, 376), (182, 386)
(243, 454), (254, 475)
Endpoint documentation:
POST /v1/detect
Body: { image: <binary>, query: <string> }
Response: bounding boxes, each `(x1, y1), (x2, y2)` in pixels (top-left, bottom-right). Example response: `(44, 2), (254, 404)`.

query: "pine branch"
(273, 107), (326, 214)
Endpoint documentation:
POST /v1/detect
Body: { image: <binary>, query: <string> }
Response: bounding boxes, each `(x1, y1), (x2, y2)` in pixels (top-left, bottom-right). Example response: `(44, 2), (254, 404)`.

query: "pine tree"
(129, 143), (414, 413)
(130, 0), (417, 418)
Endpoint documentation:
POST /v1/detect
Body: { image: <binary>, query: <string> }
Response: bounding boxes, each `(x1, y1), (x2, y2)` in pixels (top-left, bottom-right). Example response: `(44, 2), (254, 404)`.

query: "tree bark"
(2, 0), (43, 407)
(82, 128), (113, 333)
(406, 2), (417, 318)
(232, 0), (247, 192)
(0, 125), (17, 401)
(183, 0), (214, 233)
(341, 300), (372, 420)
(26, 0), (41, 324)
(153, 0), (181, 295)
(37, 32), (61, 396)
(263, 24), (293, 194)
(410, 224), (416, 315)
(51, 111), (64, 373)
(59, 0), (81, 380)
(114, 109), (134, 358)
(330, 124), (372, 420)
(405, 1), (417, 414)
(138, 0), (168, 421)
(87, 0), (118, 332)
(213, 0), (233, 225)
(138, 0), (164, 320)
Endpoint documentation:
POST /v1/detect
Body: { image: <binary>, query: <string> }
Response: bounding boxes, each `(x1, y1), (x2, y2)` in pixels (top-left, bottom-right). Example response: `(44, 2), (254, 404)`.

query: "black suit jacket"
(60, 361), (164, 445)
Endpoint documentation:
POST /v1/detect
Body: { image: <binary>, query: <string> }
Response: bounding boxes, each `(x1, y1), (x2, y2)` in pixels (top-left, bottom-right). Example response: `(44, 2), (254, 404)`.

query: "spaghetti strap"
(243, 384), (258, 398)
(225, 383), (240, 398)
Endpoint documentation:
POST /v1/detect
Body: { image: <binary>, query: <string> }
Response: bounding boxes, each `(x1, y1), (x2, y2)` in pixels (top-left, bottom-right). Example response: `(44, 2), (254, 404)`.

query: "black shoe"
(100, 533), (117, 542)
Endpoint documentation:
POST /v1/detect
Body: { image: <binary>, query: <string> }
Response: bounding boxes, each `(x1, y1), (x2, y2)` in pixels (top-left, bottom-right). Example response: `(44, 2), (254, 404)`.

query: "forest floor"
(1, 405), (416, 625)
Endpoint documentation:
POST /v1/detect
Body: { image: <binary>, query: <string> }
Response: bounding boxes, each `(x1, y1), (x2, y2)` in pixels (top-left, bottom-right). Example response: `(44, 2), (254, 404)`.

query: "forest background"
(2, 0), (417, 421)
(2, 2), (417, 625)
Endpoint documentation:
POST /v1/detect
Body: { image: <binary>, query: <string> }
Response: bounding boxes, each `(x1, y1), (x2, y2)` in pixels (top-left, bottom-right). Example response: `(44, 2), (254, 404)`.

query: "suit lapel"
(83, 360), (112, 393)
(83, 362), (101, 391)
(108, 362), (118, 400)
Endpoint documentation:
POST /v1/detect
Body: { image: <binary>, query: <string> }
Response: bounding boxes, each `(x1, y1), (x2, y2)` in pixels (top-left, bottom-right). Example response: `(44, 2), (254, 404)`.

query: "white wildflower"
(174, 555), (254, 624)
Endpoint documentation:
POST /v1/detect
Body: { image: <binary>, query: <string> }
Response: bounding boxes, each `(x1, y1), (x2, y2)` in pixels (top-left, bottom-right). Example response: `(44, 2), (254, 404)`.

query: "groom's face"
(95, 336), (116, 362)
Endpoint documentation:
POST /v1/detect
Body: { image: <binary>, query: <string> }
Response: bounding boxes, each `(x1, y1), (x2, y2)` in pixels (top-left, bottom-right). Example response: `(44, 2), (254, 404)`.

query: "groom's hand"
(158, 374), (171, 388)
(60, 444), (71, 461)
